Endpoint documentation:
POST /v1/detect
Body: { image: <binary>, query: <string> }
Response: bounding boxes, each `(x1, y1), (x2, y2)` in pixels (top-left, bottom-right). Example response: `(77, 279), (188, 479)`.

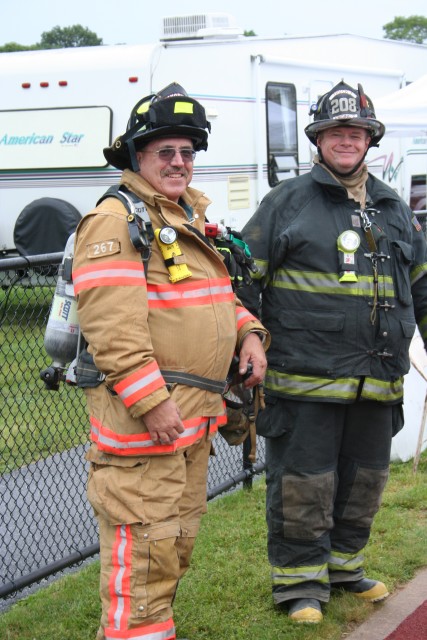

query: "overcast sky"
(0, 0), (426, 46)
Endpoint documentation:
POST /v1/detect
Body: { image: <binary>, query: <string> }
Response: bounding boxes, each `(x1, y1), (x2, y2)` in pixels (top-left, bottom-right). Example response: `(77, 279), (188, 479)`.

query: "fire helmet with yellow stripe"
(104, 82), (211, 171)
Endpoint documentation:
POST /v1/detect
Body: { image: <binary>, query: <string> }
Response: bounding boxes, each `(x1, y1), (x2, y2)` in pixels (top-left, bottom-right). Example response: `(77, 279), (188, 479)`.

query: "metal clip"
(367, 349), (394, 359)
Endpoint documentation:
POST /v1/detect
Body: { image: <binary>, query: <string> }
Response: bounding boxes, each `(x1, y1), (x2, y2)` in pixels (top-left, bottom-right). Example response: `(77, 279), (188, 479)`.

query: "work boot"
(333, 578), (389, 602)
(288, 598), (323, 623)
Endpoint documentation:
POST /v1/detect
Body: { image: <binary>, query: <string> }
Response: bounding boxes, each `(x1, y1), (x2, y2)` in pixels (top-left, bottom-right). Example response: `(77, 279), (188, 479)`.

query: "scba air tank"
(42, 233), (79, 387)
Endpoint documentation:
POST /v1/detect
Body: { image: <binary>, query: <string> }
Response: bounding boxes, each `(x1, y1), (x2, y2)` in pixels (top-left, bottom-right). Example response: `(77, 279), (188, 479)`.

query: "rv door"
(265, 83), (298, 187)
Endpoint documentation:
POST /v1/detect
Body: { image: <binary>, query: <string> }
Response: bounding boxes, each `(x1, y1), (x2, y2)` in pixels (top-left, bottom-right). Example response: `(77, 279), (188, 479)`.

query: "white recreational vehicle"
(1, 13), (427, 256)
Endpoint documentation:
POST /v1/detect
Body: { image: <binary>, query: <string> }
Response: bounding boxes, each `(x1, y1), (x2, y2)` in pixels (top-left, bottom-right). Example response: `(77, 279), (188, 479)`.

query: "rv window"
(266, 83), (298, 187)
(410, 175), (427, 214)
(0, 106), (111, 170)
(410, 175), (427, 238)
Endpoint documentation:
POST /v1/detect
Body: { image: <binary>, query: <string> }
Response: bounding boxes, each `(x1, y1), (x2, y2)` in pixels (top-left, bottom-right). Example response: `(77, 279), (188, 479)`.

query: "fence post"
(242, 436), (253, 490)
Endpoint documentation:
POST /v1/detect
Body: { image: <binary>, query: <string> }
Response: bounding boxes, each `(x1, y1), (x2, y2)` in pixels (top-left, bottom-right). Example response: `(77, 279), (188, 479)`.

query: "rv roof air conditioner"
(161, 13), (243, 41)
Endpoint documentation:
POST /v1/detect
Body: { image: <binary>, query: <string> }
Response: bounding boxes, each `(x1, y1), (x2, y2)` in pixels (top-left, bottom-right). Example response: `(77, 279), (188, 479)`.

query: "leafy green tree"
(383, 15), (427, 44)
(244, 30), (257, 37)
(39, 25), (102, 49)
(0, 25), (102, 52)
(0, 42), (34, 52)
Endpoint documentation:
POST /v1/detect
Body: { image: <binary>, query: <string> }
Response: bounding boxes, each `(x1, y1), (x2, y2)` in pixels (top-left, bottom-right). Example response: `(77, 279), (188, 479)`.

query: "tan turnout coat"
(73, 170), (267, 463)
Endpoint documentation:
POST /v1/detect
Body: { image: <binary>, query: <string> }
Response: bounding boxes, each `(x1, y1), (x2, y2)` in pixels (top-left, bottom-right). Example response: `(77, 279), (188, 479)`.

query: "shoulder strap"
(97, 185), (154, 261)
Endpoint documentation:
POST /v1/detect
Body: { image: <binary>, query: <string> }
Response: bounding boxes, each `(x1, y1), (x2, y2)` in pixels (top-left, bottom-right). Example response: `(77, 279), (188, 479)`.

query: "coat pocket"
(277, 309), (346, 376)
(390, 240), (414, 306)
(87, 463), (151, 525)
(256, 395), (289, 438)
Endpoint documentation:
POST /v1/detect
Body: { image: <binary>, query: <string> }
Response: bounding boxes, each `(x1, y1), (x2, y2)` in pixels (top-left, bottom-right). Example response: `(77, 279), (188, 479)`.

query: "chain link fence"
(0, 253), (265, 601)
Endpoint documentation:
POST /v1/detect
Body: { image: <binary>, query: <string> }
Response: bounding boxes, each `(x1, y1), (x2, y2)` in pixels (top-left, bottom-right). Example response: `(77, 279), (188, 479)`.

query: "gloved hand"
(215, 230), (258, 289)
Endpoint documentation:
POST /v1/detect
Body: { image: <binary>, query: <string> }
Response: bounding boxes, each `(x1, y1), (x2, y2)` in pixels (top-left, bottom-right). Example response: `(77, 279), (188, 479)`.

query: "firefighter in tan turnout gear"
(72, 83), (269, 640)
(238, 81), (427, 624)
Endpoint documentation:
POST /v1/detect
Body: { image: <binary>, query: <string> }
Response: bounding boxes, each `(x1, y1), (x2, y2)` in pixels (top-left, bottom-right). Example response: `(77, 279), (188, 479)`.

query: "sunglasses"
(147, 147), (197, 163)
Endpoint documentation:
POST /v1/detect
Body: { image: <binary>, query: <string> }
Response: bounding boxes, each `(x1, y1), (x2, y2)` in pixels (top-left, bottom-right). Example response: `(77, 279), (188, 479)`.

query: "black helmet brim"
(305, 117), (385, 148)
(104, 125), (208, 170)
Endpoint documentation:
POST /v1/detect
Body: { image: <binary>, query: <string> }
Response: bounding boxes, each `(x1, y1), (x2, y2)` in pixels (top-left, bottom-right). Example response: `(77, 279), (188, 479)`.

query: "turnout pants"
(261, 398), (394, 604)
(87, 428), (212, 640)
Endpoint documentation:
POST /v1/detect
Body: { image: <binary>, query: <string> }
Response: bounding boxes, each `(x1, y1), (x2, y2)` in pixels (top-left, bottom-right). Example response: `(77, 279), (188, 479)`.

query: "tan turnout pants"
(88, 429), (213, 640)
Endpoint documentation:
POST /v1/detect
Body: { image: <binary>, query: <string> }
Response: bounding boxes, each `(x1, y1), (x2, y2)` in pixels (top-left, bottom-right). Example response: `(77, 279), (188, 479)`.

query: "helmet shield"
(104, 82), (211, 170)
(305, 81), (385, 147)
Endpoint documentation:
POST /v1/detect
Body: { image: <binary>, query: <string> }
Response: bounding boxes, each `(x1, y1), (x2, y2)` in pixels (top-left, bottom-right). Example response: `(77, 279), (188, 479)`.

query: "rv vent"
(161, 13), (243, 41)
(228, 176), (250, 210)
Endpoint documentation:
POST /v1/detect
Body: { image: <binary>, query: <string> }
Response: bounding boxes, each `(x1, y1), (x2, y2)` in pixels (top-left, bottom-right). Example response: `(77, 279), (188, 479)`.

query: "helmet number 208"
(330, 97), (357, 115)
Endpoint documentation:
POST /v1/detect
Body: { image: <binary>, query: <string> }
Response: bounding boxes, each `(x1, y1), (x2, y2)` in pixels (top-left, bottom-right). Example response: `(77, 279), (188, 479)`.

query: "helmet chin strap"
(127, 138), (140, 173)
(317, 146), (368, 178)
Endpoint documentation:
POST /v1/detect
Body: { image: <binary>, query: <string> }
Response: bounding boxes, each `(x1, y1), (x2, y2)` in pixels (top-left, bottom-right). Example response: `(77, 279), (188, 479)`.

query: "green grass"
(0, 284), (89, 473)
(1, 450), (426, 640)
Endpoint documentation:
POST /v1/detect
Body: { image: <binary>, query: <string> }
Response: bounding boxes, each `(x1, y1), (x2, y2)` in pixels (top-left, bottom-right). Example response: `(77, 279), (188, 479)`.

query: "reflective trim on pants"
(104, 617), (175, 639)
(90, 427), (213, 637)
(264, 398), (393, 601)
(271, 563), (329, 587)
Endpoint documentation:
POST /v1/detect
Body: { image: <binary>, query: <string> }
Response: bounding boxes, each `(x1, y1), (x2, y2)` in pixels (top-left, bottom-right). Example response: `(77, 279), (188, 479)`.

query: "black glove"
(215, 230), (258, 290)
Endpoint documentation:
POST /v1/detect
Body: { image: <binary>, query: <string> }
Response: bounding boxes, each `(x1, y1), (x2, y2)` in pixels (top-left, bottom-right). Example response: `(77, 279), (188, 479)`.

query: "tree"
(244, 30), (257, 37)
(38, 25), (102, 49)
(0, 25), (103, 53)
(0, 42), (35, 52)
(383, 15), (427, 44)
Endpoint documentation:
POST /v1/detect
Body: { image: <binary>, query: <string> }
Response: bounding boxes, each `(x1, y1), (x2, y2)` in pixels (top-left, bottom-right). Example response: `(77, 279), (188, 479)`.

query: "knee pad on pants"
(340, 466), (389, 528)
(282, 470), (335, 540)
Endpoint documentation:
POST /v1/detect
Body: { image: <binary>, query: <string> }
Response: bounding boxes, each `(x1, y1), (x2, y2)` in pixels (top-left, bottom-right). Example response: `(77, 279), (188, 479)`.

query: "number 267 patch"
(86, 238), (121, 258)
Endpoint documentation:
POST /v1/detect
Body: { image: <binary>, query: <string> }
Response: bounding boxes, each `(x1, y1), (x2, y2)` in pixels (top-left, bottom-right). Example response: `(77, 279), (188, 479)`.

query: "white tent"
(375, 76), (427, 464)
(393, 330), (427, 465)
(375, 74), (427, 138)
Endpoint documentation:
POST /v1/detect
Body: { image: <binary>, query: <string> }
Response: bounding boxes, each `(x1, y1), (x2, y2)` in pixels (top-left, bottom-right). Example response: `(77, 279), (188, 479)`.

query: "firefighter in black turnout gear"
(238, 81), (427, 623)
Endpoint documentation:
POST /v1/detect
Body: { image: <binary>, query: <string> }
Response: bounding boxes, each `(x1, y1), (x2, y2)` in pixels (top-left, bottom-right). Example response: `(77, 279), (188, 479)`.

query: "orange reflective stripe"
(211, 412), (227, 429)
(236, 307), (258, 330)
(90, 413), (224, 456)
(108, 524), (132, 632)
(114, 362), (165, 407)
(105, 617), (175, 639)
(72, 260), (146, 294)
(147, 277), (233, 308)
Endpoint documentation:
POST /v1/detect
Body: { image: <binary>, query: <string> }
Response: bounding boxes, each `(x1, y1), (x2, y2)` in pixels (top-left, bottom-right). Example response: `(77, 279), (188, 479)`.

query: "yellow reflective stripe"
(272, 269), (395, 297)
(252, 258), (268, 279)
(328, 550), (364, 572)
(136, 100), (150, 114)
(271, 564), (329, 586)
(174, 101), (194, 114)
(411, 262), (427, 285)
(265, 371), (404, 402)
(377, 274), (394, 297)
(265, 370), (360, 400)
(360, 377), (404, 402)
(418, 316), (427, 344)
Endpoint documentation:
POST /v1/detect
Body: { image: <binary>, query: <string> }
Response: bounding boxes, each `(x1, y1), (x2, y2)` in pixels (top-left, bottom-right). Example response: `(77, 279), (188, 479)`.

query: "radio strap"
(97, 185), (154, 262)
